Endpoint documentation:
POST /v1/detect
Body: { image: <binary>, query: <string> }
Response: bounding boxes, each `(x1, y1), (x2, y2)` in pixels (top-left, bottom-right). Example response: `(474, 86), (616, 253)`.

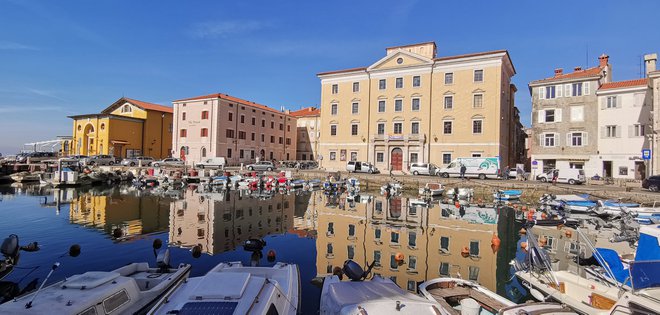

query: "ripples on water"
(0, 183), (637, 313)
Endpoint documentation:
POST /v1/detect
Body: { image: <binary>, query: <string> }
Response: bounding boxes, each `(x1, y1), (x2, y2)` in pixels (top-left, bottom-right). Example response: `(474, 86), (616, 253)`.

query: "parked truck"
(438, 157), (500, 179)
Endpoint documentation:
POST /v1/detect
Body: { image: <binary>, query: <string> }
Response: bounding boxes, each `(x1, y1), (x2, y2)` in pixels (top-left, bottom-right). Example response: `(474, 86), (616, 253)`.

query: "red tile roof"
(173, 93), (290, 116)
(599, 78), (648, 90)
(317, 67), (367, 76)
(124, 98), (173, 113)
(289, 107), (320, 117)
(531, 66), (603, 84)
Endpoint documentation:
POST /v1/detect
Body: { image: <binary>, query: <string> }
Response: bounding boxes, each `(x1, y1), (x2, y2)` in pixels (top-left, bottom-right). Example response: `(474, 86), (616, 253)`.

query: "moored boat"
(10, 171), (42, 183)
(493, 189), (522, 200)
(419, 183), (445, 196)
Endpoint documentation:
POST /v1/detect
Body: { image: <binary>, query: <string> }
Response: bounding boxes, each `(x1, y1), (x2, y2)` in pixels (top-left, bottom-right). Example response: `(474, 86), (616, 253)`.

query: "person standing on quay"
(460, 164), (466, 180)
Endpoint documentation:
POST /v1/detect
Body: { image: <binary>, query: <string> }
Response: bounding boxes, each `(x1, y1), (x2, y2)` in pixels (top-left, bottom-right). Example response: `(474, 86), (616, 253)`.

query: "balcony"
(370, 134), (426, 143)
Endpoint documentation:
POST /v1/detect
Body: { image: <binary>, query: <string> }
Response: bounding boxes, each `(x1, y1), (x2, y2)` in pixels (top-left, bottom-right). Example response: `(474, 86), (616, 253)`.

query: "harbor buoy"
(395, 252), (405, 262)
(267, 249), (276, 262)
(454, 201), (461, 209)
(491, 234), (501, 247)
(519, 228), (527, 235)
(520, 242), (528, 250)
(541, 212), (548, 219)
(565, 230), (573, 238)
(461, 247), (470, 258)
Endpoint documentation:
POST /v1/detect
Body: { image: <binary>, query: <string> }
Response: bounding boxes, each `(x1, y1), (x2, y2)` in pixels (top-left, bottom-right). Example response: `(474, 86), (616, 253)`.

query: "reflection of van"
(438, 157), (500, 179)
(346, 161), (378, 174)
(536, 168), (585, 185)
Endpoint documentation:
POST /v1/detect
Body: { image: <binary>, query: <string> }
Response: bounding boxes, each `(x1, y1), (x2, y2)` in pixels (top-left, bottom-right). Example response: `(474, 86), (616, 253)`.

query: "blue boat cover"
(499, 190), (522, 195)
(635, 227), (660, 261)
(563, 200), (596, 207)
(629, 260), (660, 291)
(603, 200), (640, 208)
(594, 248), (630, 285)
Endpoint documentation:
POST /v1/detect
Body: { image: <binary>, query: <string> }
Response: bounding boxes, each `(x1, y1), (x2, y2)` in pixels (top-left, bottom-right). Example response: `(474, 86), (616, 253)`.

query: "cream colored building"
(317, 42), (517, 172)
(290, 107), (321, 161)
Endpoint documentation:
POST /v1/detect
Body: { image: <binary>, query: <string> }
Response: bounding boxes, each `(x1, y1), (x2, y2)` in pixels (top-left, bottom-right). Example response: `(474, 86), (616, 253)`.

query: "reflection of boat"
(419, 183), (444, 196)
(10, 171), (42, 183)
(493, 189), (522, 200)
(320, 261), (439, 314)
(38, 158), (92, 187)
(0, 256), (191, 314)
(445, 188), (473, 200)
(380, 182), (402, 196)
(149, 261), (300, 315)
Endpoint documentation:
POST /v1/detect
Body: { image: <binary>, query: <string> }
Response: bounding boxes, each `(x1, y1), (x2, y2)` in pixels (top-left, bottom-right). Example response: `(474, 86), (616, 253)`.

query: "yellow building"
(69, 97), (173, 159)
(290, 107), (321, 161)
(317, 42), (517, 171)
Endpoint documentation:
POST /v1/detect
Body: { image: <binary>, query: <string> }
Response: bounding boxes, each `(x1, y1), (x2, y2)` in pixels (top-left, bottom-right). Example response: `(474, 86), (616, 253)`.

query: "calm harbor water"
(0, 183), (540, 313)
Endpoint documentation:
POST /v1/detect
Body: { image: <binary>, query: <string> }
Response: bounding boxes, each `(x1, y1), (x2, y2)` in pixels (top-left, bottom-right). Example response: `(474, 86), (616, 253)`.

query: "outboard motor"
(156, 249), (171, 273)
(1, 235), (19, 259)
(243, 239), (266, 252)
(342, 260), (365, 281)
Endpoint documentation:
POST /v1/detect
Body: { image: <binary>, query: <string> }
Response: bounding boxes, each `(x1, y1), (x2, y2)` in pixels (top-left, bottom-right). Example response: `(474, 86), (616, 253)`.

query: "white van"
(536, 168), (585, 185)
(438, 157), (500, 179)
(195, 157), (226, 169)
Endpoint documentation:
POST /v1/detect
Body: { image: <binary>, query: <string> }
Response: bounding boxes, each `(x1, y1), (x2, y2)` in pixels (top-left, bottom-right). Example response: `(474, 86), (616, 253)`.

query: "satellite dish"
(530, 288), (546, 301)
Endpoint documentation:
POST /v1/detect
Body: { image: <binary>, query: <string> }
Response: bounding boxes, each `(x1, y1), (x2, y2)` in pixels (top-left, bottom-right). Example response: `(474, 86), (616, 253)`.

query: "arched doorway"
(390, 148), (403, 171)
(82, 124), (95, 155)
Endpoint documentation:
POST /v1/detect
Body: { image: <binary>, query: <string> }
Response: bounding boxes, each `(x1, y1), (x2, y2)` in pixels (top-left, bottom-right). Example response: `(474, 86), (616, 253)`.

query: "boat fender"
(519, 228), (527, 235)
(520, 242), (528, 253)
(461, 247), (470, 258)
(267, 250), (276, 262)
(394, 253), (405, 263)
(191, 245), (202, 258)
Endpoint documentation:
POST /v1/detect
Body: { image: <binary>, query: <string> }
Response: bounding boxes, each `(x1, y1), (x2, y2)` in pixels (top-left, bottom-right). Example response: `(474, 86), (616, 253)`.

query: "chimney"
(598, 54), (609, 68)
(645, 53), (657, 75)
(554, 68), (563, 77)
(574, 66), (582, 72)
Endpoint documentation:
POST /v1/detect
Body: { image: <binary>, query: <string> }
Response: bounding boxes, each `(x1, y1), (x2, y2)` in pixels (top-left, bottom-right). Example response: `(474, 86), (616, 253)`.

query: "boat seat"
(62, 271), (120, 289)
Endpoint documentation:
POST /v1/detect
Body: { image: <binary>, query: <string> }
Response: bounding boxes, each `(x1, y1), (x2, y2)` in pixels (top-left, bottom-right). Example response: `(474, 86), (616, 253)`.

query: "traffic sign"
(642, 149), (651, 160)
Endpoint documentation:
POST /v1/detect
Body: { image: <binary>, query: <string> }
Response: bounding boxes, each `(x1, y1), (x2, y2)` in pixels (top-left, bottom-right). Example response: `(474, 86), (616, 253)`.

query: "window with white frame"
(569, 132), (585, 147)
(331, 104), (338, 115)
(472, 120), (483, 134)
(377, 123), (385, 135)
(633, 124), (645, 137)
(412, 76), (420, 87)
(330, 125), (337, 136)
(351, 102), (359, 114)
(570, 106), (584, 122)
(538, 108), (561, 123)
(410, 153), (418, 163)
(444, 73), (453, 85)
(379, 79), (386, 90)
(329, 151), (336, 160)
(411, 122), (419, 134)
(474, 69), (483, 82)
(442, 153), (452, 164)
(378, 100), (385, 112)
(572, 82), (583, 96)
(393, 122), (403, 134)
(607, 96), (617, 108)
(443, 121), (452, 134)
(411, 98), (420, 111)
(352, 82), (359, 92)
(545, 86), (556, 99)
(468, 266), (480, 281)
(543, 133), (557, 147)
(444, 96), (453, 110)
(376, 152), (384, 162)
(395, 77), (403, 88)
(473, 94), (483, 108)
(545, 109), (556, 122)
(331, 84), (338, 94)
(351, 123), (358, 136)
(394, 99), (402, 112)
(605, 125), (618, 138)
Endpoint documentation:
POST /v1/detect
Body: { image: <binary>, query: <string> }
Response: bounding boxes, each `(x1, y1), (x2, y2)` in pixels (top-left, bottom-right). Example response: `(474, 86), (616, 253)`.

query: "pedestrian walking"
(459, 164), (466, 179)
(552, 169), (559, 185)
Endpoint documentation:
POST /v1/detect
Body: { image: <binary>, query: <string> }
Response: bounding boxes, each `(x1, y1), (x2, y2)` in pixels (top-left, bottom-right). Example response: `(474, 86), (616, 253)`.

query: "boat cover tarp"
(498, 190), (522, 195)
(630, 260), (660, 291)
(594, 248), (630, 285)
(603, 201), (639, 208)
(635, 226), (660, 261)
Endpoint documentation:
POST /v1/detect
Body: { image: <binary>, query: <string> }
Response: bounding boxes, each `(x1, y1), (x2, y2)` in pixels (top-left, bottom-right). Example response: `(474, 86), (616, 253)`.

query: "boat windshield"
(629, 260), (660, 291)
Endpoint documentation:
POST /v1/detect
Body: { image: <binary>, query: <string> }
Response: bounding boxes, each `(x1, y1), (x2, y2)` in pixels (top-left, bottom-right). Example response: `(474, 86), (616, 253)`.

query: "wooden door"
(391, 148), (403, 171)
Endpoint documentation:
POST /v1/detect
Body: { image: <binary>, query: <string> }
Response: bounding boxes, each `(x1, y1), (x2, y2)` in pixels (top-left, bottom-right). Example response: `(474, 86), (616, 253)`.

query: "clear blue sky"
(1, 0), (658, 154)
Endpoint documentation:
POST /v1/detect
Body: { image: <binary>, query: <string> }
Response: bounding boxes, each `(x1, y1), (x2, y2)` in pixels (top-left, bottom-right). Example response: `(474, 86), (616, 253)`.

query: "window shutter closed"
(600, 97), (605, 109)
(584, 82), (590, 95)
(628, 125), (634, 137)
(539, 134), (543, 147)
(617, 96), (622, 108)
(555, 109), (562, 122)
(566, 133), (572, 146)
(556, 85), (563, 97)
(539, 87), (545, 99)
(537, 110), (545, 123)
(616, 126), (622, 138)
(583, 132), (588, 145)
(565, 84), (571, 97)
(554, 134), (559, 146)
(601, 126), (606, 138)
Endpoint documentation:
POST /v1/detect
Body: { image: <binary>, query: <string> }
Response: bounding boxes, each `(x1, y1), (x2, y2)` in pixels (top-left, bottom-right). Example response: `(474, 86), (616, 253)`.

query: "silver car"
(86, 155), (118, 166)
(121, 156), (154, 167)
(153, 158), (184, 167)
(246, 161), (276, 172)
(409, 163), (439, 176)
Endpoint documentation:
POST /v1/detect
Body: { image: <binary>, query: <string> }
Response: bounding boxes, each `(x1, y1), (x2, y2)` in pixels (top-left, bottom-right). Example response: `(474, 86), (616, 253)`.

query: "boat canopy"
(635, 226), (660, 261)
(593, 248), (630, 285)
(630, 260), (660, 291)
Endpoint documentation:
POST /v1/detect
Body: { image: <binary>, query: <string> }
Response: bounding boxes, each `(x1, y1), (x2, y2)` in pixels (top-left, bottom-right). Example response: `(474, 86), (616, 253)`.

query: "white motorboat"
(492, 189), (522, 200)
(10, 171), (42, 183)
(149, 261), (300, 315)
(320, 260), (441, 314)
(419, 183), (445, 196)
(419, 278), (576, 315)
(0, 252), (191, 315)
(445, 188), (474, 200)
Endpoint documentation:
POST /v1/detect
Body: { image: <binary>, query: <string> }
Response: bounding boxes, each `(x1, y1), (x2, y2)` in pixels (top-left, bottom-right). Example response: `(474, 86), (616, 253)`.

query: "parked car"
(536, 168), (585, 185)
(642, 176), (660, 192)
(409, 163), (440, 176)
(121, 156), (154, 167)
(86, 155), (118, 166)
(246, 161), (276, 172)
(195, 157), (226, 169)
(25, 152), (57, 164)
(346, 161), (378, 174)
(153, 158), (184, 168)
(69, 155), (88, 161)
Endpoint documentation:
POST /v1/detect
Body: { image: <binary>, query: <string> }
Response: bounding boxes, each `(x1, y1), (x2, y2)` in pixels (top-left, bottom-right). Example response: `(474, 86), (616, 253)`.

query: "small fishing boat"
(419, 183), (445, 196)
(289, 178), (307, 188)
(320, 260), (441, 314)
(305, 179), (321, 189)
(0, 251), (191, 315)
(10, 171), (42, 183)
(419, 278), (515, 314)
(445, 188), (474, 200)
(493, 189), (522, 200)
(148, 261), (300, 315)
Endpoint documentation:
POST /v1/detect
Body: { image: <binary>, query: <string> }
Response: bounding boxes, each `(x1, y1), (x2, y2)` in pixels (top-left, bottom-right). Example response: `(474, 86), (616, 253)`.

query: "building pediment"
(367, 50), (434, 71)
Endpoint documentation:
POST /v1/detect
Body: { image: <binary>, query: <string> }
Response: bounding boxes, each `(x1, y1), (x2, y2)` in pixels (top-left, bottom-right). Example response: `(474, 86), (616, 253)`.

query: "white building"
(596, 79), (651, 179)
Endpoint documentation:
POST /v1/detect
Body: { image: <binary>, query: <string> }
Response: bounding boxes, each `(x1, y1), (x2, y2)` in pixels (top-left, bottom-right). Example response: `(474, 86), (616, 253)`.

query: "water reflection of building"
(69, 189), (169, 239)
(169, 190), (295, 255)
(316, 193), (500, 293)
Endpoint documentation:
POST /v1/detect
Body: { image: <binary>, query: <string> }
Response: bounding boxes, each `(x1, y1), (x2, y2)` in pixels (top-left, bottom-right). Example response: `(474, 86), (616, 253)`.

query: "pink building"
(172, 93), (297, 165)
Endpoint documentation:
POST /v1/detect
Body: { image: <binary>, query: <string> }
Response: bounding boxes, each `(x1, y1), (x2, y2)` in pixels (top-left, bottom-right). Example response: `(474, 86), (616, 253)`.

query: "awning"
(110, 140), (130, 145)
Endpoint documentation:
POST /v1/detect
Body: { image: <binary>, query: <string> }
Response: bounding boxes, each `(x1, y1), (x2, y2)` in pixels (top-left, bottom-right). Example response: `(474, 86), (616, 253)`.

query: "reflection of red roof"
(599, 78), (648, 90)
(124, 98), (173, 113)
(531, 66), (603, 84)
(288, 229), (316, 239)
(290, 107), (320, 117)
(173, 93), (289, 116)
